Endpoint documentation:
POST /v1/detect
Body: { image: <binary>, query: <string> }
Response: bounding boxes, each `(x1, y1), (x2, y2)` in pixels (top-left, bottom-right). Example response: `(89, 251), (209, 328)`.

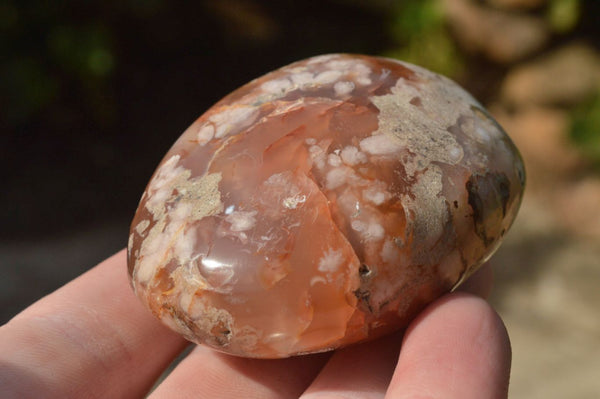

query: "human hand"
(0, 250), (510, 398)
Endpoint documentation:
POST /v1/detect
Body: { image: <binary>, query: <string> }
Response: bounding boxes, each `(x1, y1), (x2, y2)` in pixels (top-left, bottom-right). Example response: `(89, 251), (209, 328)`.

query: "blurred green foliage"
(0, 1), (117, 125)
(47, 24), (114, 78)
(547, 0), (581, 33)
(570, 92), (600, 169)
(384, 0), (463, 78)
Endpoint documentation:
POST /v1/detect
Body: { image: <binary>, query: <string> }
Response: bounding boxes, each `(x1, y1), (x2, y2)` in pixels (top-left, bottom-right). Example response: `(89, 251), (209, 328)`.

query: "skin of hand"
(0, 249), (511, 399)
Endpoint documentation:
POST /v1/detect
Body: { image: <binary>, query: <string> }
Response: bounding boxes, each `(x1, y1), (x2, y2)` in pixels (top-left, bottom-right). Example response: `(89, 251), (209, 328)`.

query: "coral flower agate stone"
(127, 54), (525, 358)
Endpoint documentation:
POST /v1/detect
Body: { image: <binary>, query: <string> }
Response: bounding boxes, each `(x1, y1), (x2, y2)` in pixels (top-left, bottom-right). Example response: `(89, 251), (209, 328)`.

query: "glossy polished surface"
(127, 54), (525, 358)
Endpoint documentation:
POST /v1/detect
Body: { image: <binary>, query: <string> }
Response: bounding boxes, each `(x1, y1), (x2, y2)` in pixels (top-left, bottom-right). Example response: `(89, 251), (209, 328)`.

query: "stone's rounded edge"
(126, 53), (526, 358)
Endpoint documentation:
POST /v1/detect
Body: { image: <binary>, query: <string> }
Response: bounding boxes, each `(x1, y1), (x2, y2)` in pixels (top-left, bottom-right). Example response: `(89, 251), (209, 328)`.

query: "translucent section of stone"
(127, 54), (525, 358)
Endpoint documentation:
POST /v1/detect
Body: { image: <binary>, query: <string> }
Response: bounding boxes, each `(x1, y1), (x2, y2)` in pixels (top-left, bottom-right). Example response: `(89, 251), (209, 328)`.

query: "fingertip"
(387, 293), (511, 399)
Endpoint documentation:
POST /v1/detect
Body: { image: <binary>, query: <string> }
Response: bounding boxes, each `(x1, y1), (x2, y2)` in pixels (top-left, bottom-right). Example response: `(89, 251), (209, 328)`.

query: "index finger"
(0, 249), (188, 398)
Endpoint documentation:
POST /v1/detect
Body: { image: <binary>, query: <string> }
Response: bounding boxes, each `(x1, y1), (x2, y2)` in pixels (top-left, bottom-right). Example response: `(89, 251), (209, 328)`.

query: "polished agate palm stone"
(127, 54), (525, 358)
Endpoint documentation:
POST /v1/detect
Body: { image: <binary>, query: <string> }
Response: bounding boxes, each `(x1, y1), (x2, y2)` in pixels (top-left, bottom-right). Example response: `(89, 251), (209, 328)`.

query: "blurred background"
(1, 0), (599, 397)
